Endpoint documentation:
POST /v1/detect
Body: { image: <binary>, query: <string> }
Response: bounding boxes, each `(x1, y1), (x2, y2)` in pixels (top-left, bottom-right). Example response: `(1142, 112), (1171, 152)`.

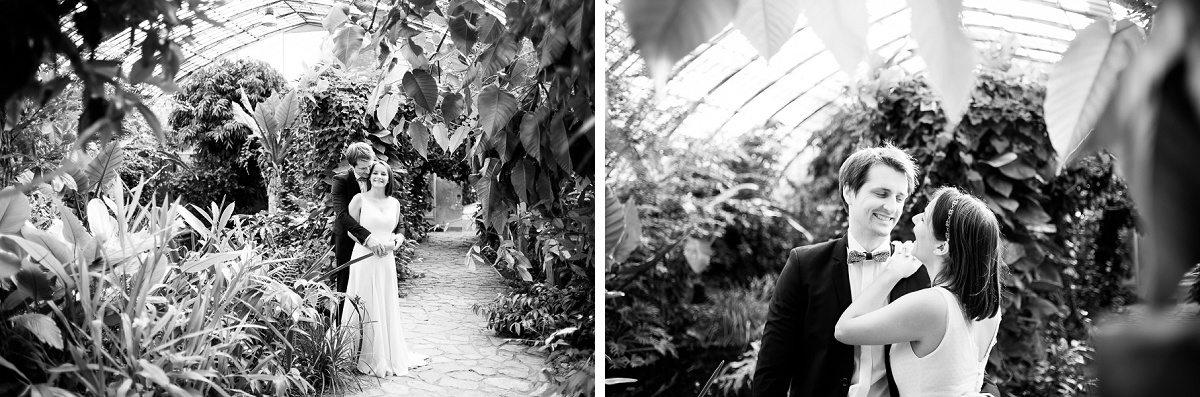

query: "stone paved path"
(337, 231), (550, 397)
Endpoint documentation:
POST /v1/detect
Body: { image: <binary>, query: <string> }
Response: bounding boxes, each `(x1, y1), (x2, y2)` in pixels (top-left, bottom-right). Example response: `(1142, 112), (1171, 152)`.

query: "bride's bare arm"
(835, 250), (943, 346)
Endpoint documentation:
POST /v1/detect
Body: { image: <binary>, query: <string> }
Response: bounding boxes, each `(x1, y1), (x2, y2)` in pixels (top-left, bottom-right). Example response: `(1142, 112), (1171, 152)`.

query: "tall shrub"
(166, 59), (287, 214)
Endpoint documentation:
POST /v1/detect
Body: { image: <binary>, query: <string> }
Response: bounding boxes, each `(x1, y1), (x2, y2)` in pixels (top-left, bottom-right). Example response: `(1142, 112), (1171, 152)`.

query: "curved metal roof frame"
(611, 0), (1116, 148)
(74, 0), (508, 82)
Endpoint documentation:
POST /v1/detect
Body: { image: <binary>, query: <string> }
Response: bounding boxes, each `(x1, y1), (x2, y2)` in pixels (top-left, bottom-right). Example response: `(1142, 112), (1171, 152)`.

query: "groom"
(753, 144), (931, 397)
(330, 142), (388, 321)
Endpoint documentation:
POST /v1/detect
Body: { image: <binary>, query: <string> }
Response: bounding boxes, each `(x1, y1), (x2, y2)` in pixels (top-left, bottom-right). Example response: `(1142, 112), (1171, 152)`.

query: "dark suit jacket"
(753, 236), (932, 397)
(331, 170), (371, 251)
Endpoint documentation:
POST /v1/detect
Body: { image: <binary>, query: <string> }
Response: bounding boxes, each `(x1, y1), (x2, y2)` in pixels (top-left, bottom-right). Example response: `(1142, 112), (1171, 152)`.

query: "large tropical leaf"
(8, 313), (62, 349)
(478, 84), (518, 136)
(273, 90), (303, 132)
(332, 25), (366, 68)
(431, 123), (451, 152)
(519, 112), (542, 161)
(20, 224), (72, 266)
(1046, 20), (1143, 170)
(477, 14), (505, 44)
(539, 26), (570, 68)
(408, 121), (430, 159)
(909, 0), (977, 130)
(449, 124), (470, 153)
(477, 34), (520, 77)
(403, 70), (439, 112)
(441, 92), (464, 124)
(230, 102), (260, 135)
(798, 0), (868, 77)
(0, 187), (31, 234)
(622, 0), (738, 83)
(476, 159), (500, 227)
(377, 93), (401, 128)
(512, 160), (536, 204)
(735, 0), (803, 61)
(549, 113), (573, 173)
(448, 14), (478, 48)
(323, 4), (350, 32)
(84, 142), (124, 194)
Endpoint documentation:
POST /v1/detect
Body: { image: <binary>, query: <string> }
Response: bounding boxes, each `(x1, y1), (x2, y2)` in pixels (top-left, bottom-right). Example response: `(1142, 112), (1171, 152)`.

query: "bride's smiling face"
(368, 164), (389, 188)
(912, 195), (943, 266)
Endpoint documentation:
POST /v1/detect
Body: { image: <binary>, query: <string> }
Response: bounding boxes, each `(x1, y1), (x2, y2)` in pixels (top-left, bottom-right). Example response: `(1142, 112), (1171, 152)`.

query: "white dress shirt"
(846, 235), (891, 397)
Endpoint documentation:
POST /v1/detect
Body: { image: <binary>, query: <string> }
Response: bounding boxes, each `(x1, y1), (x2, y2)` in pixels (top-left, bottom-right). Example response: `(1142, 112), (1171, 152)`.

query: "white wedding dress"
(890, 287), (1000, 397)
(340, 196), (428, 376)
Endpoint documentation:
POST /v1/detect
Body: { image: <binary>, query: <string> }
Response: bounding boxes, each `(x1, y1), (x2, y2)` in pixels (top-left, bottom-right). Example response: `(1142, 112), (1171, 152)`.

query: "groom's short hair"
(344, 142), (374, 166)
(838, 143), (918, 197)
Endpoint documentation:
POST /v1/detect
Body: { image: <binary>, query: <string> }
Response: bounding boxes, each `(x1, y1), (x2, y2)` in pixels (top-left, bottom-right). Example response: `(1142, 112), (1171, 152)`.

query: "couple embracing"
(754, 145), (1004, 397)
(329, 142), (428, 377)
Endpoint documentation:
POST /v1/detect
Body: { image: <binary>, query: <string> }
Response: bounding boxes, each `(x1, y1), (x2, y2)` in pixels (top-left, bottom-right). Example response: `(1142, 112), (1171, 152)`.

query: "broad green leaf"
(409, 120), (430, 159)
(909, 0), (977, 130)
(622, 0), (737, 82)
(332, 25), (366, 68)
(86, 198), (117, 241)
(230, 101), (261, 135)
(476, 160), (499, 227)
(449, 124), (470, 153)
(612, 198), (641, 263)
(549, 113), (573, 173)
(519, 113), (542, 161)
(998, 160), (1037, 180)
(735, 0), (803, 61)
(9, 313), (62, 349)
(0, 187), (31, 234)
(478, 84), (518, 136)
(15, 267), (52, 301)
(431, 123), (451, 152)
(478, 34), (520, 76)
(274, 90), (303, 132)
(323, 4), (350, 32)
(377, 93), (401, 128)
(403, 70), (439, 112)
(986, 174), (1013, 197)
(1046, 20), (1142, 170)
(684, 237), (714, 273)
(402, 38), (429, 70)
(59, 150), (91, 196)
(448, 15), (478, 47)
(84, 142), (124, 194)
(1014, 199), (1051, 225)
(604, 186), (625, 259)
(512, 160), (536, 204)
(20, 224), (72, 266)
(441, 92), (464, 124)
(477, 14), (505, 44)
(983, 152), (1018, 168)
(539, 26), (569, 68)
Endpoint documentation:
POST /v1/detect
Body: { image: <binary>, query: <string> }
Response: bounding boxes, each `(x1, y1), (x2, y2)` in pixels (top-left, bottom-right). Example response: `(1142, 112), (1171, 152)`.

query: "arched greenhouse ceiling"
(609, 0), (1121, 149)
(71, 0), (510, 82)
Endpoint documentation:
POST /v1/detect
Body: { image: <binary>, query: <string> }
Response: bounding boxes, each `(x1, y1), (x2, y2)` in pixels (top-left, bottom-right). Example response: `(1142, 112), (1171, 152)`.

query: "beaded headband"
(944, 196), (962, 244)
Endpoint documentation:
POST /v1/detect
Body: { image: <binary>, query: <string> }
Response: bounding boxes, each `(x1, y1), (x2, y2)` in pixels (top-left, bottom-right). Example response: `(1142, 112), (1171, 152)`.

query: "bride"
(835, 187), (1003, 396)
(341, 160), (428, 376)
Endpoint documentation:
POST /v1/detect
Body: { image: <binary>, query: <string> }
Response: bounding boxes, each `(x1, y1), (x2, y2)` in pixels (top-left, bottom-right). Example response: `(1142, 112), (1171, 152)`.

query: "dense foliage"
(165, 59), (287, 214)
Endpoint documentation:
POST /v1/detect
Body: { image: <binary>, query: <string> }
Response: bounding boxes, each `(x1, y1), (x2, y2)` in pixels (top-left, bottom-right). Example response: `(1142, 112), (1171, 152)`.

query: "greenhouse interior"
(605, 0), (1199, 396)
(1, 0), (595, 396)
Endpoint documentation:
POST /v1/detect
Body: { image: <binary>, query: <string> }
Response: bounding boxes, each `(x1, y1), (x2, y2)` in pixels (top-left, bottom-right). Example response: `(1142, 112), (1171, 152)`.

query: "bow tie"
(848, 250), (890, 263)
(356, 177), (368, 182)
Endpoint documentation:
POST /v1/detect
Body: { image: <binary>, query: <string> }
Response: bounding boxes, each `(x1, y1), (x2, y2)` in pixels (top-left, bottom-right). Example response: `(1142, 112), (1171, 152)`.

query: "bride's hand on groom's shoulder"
(885, 240), (921, 279)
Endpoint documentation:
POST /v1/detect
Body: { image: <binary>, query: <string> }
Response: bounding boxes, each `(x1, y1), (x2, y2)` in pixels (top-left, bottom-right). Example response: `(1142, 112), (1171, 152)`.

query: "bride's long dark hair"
(929, 187), (1003, 321)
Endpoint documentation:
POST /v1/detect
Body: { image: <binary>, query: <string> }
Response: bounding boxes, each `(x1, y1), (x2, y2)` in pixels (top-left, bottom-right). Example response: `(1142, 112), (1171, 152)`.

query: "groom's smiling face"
(843, 164), (909, 242)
